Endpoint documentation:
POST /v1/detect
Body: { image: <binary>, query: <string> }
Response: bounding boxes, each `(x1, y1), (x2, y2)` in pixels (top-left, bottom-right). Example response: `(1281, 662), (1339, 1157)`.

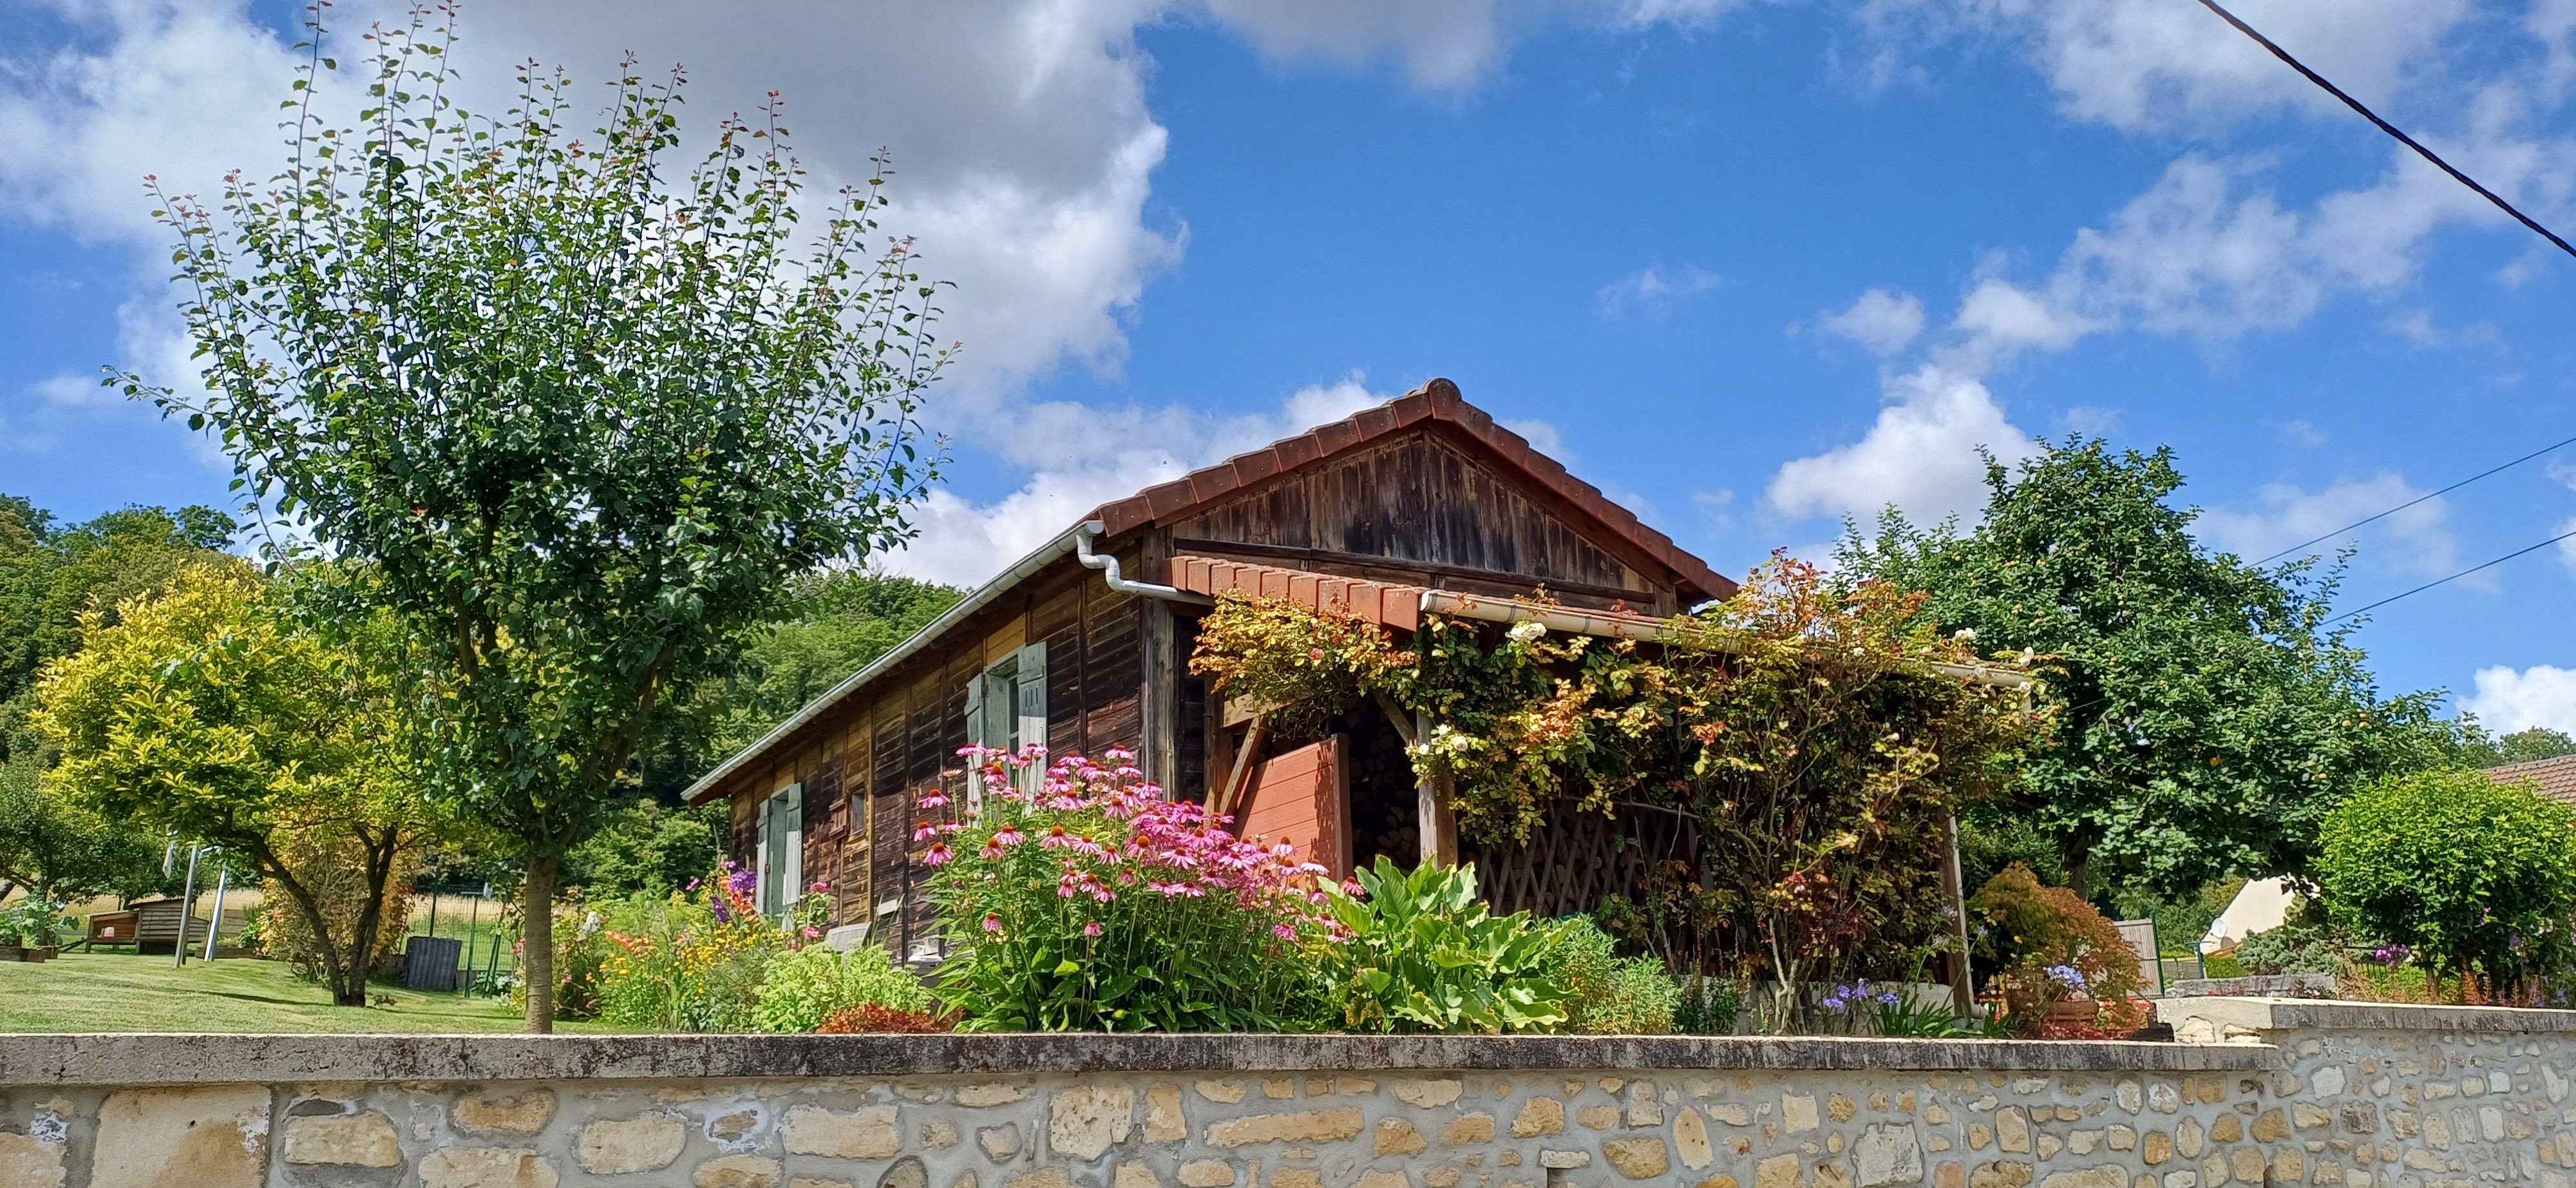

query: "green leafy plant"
(2318, 769), (2576, 1001)
(1871, 985), (1980, 1038)
(0, 896), (69, 947)
(1969, 862), (2149, 1030)
(928, 748), (1334, 1033)
(1674, 973), (1747, 1035)
(1317, 857), (1573, 1034)
(2232, 926), (2346, 977)
(1551, 915), (1680, 1035)
(133, 8), (949, 1031)
(754, 943), (937, 1033)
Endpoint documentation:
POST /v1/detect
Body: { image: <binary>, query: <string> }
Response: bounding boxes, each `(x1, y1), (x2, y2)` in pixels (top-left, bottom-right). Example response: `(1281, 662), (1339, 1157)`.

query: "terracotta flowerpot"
(2043, 999), (2099, 1026)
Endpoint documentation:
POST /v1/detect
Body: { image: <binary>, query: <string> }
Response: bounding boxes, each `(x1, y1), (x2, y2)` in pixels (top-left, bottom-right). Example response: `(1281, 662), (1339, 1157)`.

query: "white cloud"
(2193, 474), (2462, 579)
(2280, 419), (2327, 447)
(2057, 406), (2119, 436)
(1502, 417), (1573, 462)
(1597, 263), (1721, 318)
(881, 374), (1387, 585)
(1812, 287), (1926, 355)
(2464, 664), (2576, 734)
(1198, 0), (1747, 90)
(1861, 0), (2477, 137)
(1765, 365), (2034, 525)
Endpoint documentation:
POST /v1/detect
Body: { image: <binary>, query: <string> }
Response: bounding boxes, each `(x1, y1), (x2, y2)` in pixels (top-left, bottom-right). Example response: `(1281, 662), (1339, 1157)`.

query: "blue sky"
(3, 1), (2573, 729)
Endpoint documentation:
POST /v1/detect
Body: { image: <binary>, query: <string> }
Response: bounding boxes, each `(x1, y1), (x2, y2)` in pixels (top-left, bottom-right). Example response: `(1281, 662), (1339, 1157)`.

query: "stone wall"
(0, 1001), (2559, 1188)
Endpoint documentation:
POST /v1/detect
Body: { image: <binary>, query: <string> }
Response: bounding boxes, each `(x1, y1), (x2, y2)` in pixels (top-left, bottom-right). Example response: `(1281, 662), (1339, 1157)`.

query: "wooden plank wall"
(714, 555), (1154, 955)
(1169, 430), (1649, 597)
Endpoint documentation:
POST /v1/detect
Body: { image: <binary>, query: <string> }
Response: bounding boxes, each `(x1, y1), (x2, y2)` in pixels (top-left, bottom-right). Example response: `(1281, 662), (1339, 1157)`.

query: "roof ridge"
(1089, 378), (1730, 603)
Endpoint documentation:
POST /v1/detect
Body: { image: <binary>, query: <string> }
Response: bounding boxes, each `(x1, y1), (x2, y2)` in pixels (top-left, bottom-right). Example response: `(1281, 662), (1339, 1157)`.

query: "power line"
(2253, 430), (2576, 564)
(2326, 526), (2576, 624)
(2192, 0), (2576, 262)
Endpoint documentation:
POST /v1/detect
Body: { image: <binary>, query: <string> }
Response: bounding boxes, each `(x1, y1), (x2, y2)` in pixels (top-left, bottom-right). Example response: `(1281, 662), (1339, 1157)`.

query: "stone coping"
(2155, 995), (2576, 1035)
(0, 1031), (2274, 1089)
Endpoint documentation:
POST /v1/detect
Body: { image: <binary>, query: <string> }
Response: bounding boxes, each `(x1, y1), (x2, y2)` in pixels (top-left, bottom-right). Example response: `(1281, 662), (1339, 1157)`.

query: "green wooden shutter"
(1014, 642), (1048, 754)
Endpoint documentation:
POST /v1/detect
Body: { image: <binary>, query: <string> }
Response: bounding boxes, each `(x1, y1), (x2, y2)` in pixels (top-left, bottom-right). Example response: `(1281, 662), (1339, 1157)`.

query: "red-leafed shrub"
(819, 1004), (957, 1033)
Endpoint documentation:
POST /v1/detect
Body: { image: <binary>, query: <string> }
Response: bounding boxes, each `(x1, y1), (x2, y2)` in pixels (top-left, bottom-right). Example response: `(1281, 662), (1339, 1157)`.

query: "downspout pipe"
(1075, 520), (1212, 605)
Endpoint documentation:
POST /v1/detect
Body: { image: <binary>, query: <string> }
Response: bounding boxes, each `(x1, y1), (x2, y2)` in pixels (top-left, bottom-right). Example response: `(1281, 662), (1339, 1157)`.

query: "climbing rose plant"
(923, 747), (1338, 1032)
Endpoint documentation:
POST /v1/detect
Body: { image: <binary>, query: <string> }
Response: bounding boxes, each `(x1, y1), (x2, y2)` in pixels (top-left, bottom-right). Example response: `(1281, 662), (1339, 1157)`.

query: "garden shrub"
(1318, 856), (1573, 1034)
(2319, 769), (2576, 1001)
(1551, 915), (1680, 1034)
(259, 827), (419, 985)
(818, 1002), (954, 1033)
(753, 943), (936, 1033)
(593, 861), (837, 1030)
(1673, 973), (1747, 1035)
(2233, 925), (2345, 976)
(926, 747), (1334, 1032)
(1967, 862), (2148, 1025)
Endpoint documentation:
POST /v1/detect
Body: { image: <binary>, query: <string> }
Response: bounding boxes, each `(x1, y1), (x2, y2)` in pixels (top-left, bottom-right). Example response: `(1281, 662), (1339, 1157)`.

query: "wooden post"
(1416, 710), (1457, 868)
(1139, 532), (1179, 794)
(1945, 814), (1976, 1019)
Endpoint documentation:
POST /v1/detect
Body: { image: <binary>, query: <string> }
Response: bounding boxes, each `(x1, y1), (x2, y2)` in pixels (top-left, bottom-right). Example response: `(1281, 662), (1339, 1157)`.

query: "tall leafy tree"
(35, 562), (439, 1005)
(128, 16), (946, 1028)
(1838, 440), (2450, 899)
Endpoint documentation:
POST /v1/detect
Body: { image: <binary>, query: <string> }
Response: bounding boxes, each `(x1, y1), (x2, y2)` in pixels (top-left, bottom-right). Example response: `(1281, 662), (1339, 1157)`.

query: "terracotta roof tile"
(2488, 754), (2576, 806)
(1092, 378), (1732, 603)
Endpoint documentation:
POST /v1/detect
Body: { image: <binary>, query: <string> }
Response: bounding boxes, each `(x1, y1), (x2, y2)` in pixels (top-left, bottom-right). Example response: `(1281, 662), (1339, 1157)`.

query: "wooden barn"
(683, 379), (1735, 959)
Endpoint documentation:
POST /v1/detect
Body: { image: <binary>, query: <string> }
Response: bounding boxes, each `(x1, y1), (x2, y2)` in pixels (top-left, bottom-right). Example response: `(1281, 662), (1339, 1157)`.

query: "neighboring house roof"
(1094, 378), (1734, 605)
(2487, 753), (2576, 805)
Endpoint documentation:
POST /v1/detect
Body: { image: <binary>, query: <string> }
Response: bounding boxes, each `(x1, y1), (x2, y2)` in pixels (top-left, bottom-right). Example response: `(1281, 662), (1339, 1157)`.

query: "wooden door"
(1236, 734), (1353, 880)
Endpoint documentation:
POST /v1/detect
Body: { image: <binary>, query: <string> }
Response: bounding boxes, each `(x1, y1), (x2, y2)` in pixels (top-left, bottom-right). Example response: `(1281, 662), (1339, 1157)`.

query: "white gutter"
(1417, 589), (2034, 691)
(1075, 520), (1211, 604)
(681, 528), (1089, 804)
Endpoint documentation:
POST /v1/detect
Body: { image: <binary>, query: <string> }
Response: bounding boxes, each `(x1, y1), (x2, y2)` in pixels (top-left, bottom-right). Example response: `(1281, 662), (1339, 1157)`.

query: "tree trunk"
(522, 855), (558, 1034)
(2062, 845), (2090, 901)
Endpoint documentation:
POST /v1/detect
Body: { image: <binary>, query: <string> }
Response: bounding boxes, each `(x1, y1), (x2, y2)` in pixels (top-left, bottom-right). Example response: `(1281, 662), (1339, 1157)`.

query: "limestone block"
(1273, 1173), (1322, 1188)
(579, 1112), (688, 1174)
(2311, 1068), (2347, 1097)
(1705, 1178), (1744, 1188)
(1050, 1085), (1137, 1161)
(420, 1148), (560, 1188)
(1146, 1084), (1186, 1144)
(1578, 1106), (1621, 1131)
(1113, 1164), (1158, 1188)
(2116, 1084), (2142, 1115)
(1510, 1098), (1565, 1138)
(1630, 1080), (1663, 1127)
(282, 1111), (401, 1167)
(2037, 1169), (2123, 1188)
(2141, 1130), (2172, 1165)
(980, 1124), (1022, 1161)
(793, 1178), (855, 1188)
(711, 1110), (761, 1141)
(960, 1084), (1028, 1108)
(2250, 1111), (2287, 1143)
(2479, 1105), (2505, 1141)
(1967, 1162), (2032, 1188)
(2208, 1115), (2240, 1144)
(2229, 1150), (2265, 1183)
(784, 1105), (902, 1160)
(2198, 1154), (2226, 1187)
(1425, 1169), (1460, 1188)
(1934, 1164), (1963, 1188)
(1712, 1104), (1752, 1126)
(1605, 1139), (1671, 1180)
(1831, 1096), (1859, 1123)
(1204, 1109), (1363, 1147)
(1440, 1113), (1493, 1145)
(0, 1133), (65, 1188)
(93, 1085), (272, 1188)
(1676, 1107), (1716, 1170)
(1196, 1082), (1246, 1105)
(1996, 1109), (2030, 1154)
(1967, 1124), (1991, 1151)
(1007, 1173), (1071, 1188)
(1816, 1160), (1853, 1188)
(1757, 1153), (1804, 1188)
(455, 1090), (558, 1136)
(1355, 1173), (1409, 1188)
(1179, 1160), (1236, 1187)
(1394, 1080), (1463, 1108)
(2108, 1127), (2135, 1151)
(1376, 1118), (1426, 1156)
(1786, 1095), (1822, 1134)
(2272, 1150), (2304, 1182)
(2148, 1084), (2179, 1115)
(694, 1155), (784, 1188)
(1538, 1149), (1591, 1169)
(2176, 1118), (2204, 1160)
(2292, 1104), (2330, 1131)
(1263, 1081), (1294, 1100)
(1855, 1124), (1924, 1188)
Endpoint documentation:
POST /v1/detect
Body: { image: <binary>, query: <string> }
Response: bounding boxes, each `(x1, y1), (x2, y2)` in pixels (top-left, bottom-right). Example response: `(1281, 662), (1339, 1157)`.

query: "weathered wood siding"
(1167, 429), (1664, 606)
(710, 555), (1153, 953)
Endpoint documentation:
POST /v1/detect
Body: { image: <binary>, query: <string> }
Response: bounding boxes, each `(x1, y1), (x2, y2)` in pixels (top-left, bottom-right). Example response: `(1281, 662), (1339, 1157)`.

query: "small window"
(755, 782), (802, 921)
(964, 642), (1047, 794)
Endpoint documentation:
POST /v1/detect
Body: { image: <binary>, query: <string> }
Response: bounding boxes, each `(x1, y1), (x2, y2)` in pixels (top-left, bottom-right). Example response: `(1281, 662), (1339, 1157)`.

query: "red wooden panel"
(1235, 735), (1352, 880)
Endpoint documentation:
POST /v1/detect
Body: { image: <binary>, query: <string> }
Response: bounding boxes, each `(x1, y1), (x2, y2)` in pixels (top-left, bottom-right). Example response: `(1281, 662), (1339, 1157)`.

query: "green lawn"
(0, 951), (639, 1034)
